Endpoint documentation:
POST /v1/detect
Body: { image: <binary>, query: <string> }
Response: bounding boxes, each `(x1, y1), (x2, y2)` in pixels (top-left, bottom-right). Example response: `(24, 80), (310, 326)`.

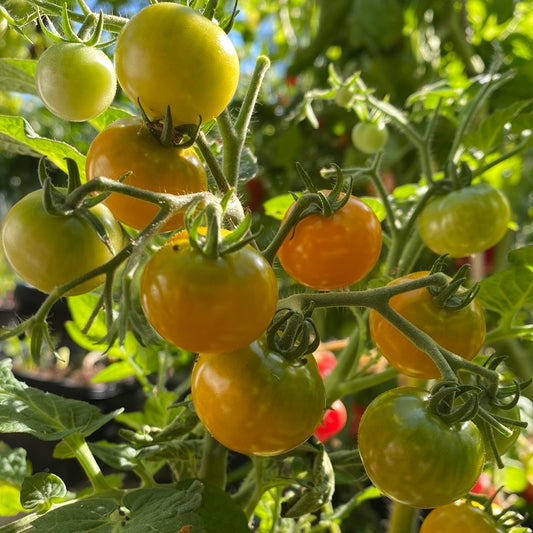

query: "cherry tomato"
(277, 192), (382, 290)
(369, 271), (486, 379)
(35, 43), (116, 122)
(1, 189), (123, 295)
(140, 230), (278, 354)
(420, 500), (505, 533)
(351, 122), (388, 154)
(114, 2), (240, 125)
(85, 117), (208, 232)
(314, 399), (348, 443)
(313, 350), (337, 378)
(358, 387), (485, 508)
(418, 183), (511, 258)
(191, 338), (325, 456)
(470, 472), (496, 497)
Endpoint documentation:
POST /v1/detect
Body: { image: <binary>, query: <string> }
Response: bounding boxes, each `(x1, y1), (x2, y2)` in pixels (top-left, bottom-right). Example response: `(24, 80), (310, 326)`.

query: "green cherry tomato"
(358, 387), (485, 509)
(277, 192), (382, 290)
(85, 117), (208, 232)
(351, 122), (388, 154)
(1, 189), (123, 295)
(140, 230), (278, 354)
(369, 271), (486, 379)
(35, 43), (116, 122)
(418, 183), (511, 258)
(420, 500), (505, 533)
(191, 338), (326, 456)
(114, 2), (240, 125)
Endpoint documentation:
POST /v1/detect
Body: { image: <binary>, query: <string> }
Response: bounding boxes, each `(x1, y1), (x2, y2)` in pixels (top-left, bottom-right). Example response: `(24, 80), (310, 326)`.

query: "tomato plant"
(85, 117), (208, 232)
(35, 43), (116, 122)
(277, 192), (382, 290)
(351, 122), (388, 154)
(191, 338), (325, 456)
(418, 183), (511, 258)
(140, 229), (278, 354)
(357, 387), (485, 508)
(1, 189), (123, 295)
(314, 399), (347, 443)
(114, 2), (240, 125)
(420, 500), (506, 533)
(369, 271), (486, 378)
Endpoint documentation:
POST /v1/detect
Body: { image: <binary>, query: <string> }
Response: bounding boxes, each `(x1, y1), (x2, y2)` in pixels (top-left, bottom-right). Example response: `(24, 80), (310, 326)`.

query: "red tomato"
(314, 399), (348, 442)
(313, 350), (337, 378)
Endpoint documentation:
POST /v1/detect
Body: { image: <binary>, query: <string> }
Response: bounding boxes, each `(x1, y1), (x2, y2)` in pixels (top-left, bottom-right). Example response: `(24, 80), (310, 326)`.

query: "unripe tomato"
(140, 230), (278, 354)
(1, 189), (123, 295)
(191, 338), (326, 456)
(114, 2), (240, 125)
(420, 500), (505, 533)
(358, 387), (485, 509)
(35, 43), (116, 122)
(278, 192), (382, 290)
(351, 122), (388, 154)
(418, 183), (511, 258)
(369, 271), (486, 379)
(85, 117), (208, 232)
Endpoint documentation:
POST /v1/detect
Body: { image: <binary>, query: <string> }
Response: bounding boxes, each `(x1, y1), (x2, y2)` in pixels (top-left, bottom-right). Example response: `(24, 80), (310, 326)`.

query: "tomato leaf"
(0, 442), (29, 487)
(0, 115), (86, 177)
(478, 246), (533, 341)
(462, 100), (533, 154)
(20, 472), (67, 511)
(0, 359), (122, 441)
(0, 58), (37, 95)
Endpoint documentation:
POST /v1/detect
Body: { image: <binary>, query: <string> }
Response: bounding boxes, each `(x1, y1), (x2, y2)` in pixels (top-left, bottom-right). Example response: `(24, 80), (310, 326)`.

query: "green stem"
(62, 434), (110, 492)
(217, 55), (271, 188)
(386, 501), (419, 533)
(195, 131), (232, 194)
(27, 0), (127, 32)
(243, 456), (267, 520)
(198, 433), (228, 490)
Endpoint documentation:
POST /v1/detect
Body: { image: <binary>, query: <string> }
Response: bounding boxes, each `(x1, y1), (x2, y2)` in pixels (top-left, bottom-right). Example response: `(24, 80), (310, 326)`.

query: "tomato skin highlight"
(114, 2), (240, 125)
(358, 387), (485, 509)
(1, 189), (123, 295)
(140, 231), (278, 354)
(191, 339), (326, 456)
(278, 193), (382, 290)
(85, 117), (208, 232)
(35, 43), (116, 122)
(420, 500), (505, 533)
(369, 271), (486, 379)
(418, 183), (511, 258)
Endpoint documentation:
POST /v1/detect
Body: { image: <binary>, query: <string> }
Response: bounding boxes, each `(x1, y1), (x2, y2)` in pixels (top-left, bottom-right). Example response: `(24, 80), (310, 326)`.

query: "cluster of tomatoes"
(0, 1), (524, 530)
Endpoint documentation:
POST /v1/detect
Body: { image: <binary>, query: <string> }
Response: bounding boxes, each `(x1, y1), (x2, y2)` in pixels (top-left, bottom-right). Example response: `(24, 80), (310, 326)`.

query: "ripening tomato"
(313, 350), (337, 378)
(418, 183), (511, 258)
(191, 338), (326, 456)
(114, 2), (240, 125)
(85, 117), (208, 232)
(35, 43), (116, 122)
(1, 189), (123, 295)
(140, 230), (278, 353)
(358, 387), (485, 509)
(277, 192), (382, 290)
(314, 399), (348, 443)
(420, 500), (505, 533)
(369, 271), (486, 379)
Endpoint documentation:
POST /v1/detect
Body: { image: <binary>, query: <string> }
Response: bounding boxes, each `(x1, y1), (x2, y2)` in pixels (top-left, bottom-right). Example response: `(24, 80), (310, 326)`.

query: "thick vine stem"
(217, 55), (271, 189)
(198, 433), (228, 490)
